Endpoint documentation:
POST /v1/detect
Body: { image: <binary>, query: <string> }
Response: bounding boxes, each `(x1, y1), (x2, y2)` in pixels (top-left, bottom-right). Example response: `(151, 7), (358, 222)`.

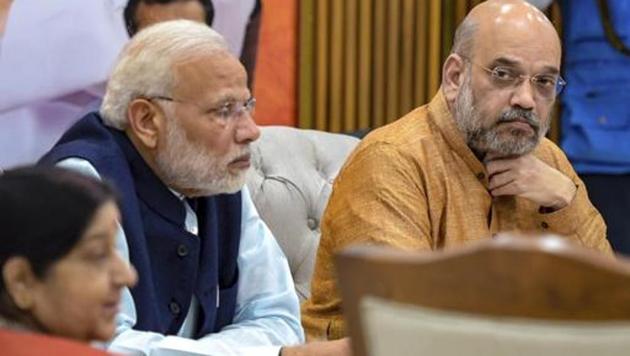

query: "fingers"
(484, 154), (575, 208)
(488, 170), (515, 191)
(485, 155), (531, 198)
(489, 181), (522, 197)
(486, 154), (538, 178)
(485, 157), (517, 176)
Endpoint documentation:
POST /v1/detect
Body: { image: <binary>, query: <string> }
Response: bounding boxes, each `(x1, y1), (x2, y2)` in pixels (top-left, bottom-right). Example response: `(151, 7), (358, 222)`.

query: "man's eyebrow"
(489, 57), (521, 68)
(539, 65), (560, 75)
(490, 57), (560, 75)
(208, 93), (252, 106)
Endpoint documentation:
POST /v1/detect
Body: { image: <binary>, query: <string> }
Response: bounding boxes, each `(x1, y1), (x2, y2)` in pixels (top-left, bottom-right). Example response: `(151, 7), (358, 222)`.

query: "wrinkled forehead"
(470, 1), (561, 70)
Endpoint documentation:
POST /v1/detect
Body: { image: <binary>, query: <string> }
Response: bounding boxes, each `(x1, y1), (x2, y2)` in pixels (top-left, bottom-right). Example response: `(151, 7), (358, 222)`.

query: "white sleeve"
(210, 0), (256, 56)
(0, 0), (128, 111)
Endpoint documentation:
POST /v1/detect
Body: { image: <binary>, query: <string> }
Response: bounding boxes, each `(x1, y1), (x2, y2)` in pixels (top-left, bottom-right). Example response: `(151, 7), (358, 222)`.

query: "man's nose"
(509, 79), (536, 110)
(236, 112), (261, 144)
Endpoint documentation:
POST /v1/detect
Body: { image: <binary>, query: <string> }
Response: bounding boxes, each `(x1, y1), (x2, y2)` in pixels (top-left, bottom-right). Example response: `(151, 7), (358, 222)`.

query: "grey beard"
(453, 79), (549, 158)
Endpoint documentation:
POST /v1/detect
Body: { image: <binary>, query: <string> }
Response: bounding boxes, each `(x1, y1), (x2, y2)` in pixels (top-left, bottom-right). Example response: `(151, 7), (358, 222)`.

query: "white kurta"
(0, 0), (129, 168)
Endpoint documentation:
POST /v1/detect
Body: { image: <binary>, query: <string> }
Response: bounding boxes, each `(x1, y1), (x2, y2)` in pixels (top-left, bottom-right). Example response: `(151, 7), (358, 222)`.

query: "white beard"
(155, 118), (248, 197)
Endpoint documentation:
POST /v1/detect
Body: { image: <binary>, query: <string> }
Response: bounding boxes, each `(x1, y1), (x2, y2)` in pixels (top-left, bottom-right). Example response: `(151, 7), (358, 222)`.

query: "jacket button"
(169, 301), (181, 315)
(177, 244), (188, 257)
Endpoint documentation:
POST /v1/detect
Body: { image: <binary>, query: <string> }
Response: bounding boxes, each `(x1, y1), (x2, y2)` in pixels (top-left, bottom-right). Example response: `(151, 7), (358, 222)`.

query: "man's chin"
(182, 179), (245, 198)
(473, 132), (537, 157)
(212, 174), (247, 196)
(491, 139), (539, 158)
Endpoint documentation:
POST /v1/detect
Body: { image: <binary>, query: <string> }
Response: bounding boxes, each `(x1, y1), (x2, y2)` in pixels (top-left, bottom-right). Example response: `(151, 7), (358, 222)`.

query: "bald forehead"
(467, 0), (561, 67)
(471, 0), (551, 21)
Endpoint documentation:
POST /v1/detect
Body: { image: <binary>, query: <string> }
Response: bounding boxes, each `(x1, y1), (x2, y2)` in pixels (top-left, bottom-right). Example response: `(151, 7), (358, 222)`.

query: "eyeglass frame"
(458, 55), (567, 99)
(146, 95), (257, 123)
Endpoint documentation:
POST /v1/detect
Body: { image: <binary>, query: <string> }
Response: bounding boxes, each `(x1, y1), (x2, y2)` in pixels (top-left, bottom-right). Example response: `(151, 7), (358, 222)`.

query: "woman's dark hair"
(124, 0), (214, 36)
(0, 167), (117, 295)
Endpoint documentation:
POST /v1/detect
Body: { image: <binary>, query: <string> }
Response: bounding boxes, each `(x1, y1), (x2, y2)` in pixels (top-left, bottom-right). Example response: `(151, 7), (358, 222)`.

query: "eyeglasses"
(149, 95), (256, 123)
(461, 56), (566, 99)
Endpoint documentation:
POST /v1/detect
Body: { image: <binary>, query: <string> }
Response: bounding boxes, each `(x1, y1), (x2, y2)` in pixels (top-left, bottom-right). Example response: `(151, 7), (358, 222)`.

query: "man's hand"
(485, 153), (577, 210)
(280, 338), (352, 356)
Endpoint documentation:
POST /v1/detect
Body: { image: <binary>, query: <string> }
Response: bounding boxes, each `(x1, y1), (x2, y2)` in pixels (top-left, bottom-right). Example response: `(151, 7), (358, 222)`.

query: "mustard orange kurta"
(301, 92), (611, 340)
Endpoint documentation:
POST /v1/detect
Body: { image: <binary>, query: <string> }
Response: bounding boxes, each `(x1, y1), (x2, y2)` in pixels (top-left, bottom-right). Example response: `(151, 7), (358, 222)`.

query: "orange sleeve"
(301, 141), (432, 340)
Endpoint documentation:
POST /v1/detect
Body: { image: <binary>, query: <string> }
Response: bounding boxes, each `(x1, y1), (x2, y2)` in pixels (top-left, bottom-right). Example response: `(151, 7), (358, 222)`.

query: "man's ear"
(442, 53), (467, 103)
(2, 257), (38, 310)
(126, 98), (165, 149)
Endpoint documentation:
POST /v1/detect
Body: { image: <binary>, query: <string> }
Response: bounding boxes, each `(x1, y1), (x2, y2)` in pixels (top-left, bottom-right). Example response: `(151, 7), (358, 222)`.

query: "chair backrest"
(336, 234), (630, 356)
(247, 126), (359, 301)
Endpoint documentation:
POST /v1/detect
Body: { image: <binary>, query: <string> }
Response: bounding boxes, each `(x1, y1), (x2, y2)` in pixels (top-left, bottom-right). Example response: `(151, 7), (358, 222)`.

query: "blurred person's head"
(124, 0), (213, 36)
(441, 0), (563, 159)
(0, 167), (137, 342)
(101, 20), (260, 198)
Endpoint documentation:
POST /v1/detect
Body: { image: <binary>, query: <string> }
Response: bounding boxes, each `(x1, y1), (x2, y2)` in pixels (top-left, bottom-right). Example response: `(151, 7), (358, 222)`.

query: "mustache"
(496, 108), (540, 131)
(228, 146), (251, 161)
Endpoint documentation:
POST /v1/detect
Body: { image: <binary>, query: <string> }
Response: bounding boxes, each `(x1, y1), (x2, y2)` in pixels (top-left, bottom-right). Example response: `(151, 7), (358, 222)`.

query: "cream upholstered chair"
(246, 126), (359, 301)
(336, 234), (630, 356)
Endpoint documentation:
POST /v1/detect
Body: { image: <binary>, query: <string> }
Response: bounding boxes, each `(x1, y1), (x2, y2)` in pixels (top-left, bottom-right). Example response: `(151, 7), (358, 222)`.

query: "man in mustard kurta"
(301, 0), (613, 340)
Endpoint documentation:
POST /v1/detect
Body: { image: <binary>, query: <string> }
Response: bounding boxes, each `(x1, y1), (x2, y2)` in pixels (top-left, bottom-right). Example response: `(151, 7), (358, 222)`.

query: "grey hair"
(100, 20), (228, 130)
(451, 16), (479, 58)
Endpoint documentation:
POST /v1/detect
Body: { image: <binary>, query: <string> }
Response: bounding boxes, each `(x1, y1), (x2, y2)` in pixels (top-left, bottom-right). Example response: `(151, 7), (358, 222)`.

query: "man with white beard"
(41, 20), (350, 356)
(302, 0), (613, 340)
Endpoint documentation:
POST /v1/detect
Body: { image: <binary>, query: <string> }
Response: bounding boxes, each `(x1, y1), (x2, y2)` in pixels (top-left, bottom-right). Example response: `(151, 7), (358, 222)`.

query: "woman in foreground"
(0, 167), (137, 354)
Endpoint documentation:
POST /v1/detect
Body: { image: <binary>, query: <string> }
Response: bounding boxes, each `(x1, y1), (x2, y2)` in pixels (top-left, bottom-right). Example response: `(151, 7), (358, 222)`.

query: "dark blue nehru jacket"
(40, 112), (242, 338)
